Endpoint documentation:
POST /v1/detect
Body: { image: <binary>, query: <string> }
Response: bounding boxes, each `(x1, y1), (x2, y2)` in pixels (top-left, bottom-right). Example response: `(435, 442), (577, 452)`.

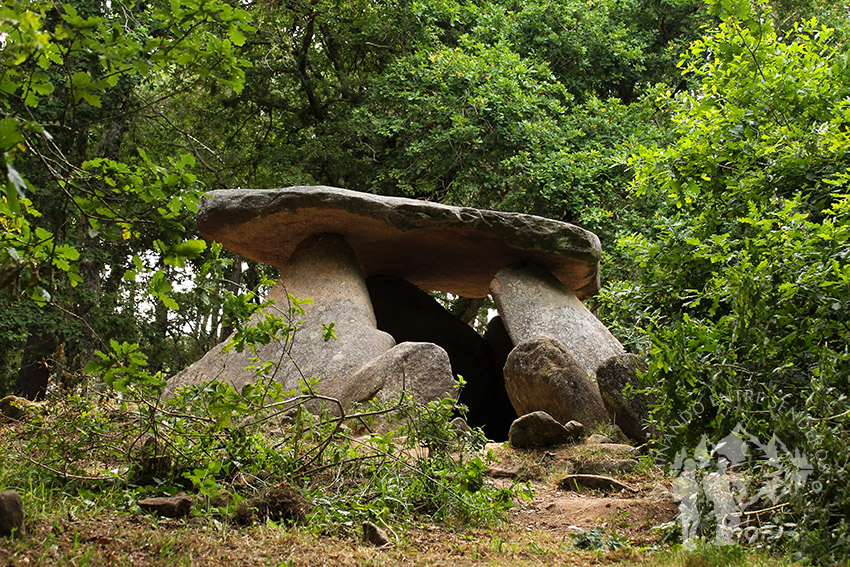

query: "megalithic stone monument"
(169, 186), (638, 440)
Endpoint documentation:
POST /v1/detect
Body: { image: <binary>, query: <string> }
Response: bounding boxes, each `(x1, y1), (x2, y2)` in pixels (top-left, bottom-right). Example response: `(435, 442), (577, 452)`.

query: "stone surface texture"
(503, 337), (609, 428)
(596, 353), (654, 443)
(575, 459), (637, 476)
(366, 276), (509, 437)
(362, 521), (390, 547)
(491, 263), (625, 375)
(197, 186), (602, 299)
(130, 437), (171, 485)
(557, 474), (637, 493)
(508, 411), (578, 448)
(169, 234), (395, 399)
(0, 490), (24, 538)
(582, 443), (637, 456)
(563, 420), (587, 439)
(339, 342), (456, 409)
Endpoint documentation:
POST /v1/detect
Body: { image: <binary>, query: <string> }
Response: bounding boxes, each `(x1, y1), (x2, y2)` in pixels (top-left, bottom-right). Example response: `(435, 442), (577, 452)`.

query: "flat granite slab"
(197, 186), (602, 299)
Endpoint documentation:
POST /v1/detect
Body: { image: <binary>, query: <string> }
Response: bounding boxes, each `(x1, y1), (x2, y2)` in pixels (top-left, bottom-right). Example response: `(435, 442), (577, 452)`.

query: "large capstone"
(169, 234), (395, 402)
(196, 186), (602, 299)
(491, 262), (625, 376)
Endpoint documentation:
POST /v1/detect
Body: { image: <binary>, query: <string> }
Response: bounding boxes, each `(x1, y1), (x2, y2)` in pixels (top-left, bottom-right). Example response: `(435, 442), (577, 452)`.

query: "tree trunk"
(15, 329), (57, 400)
(219, 254), (243, 342)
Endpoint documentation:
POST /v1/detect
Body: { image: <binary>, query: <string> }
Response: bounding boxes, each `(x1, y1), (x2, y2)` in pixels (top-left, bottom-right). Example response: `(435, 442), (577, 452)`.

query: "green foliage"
(497, 0), (705, 103)
(570, 527), (629, 551)
(1, 0), (253, 298)
(348, 0), (697, 236)
(0, 0), (258, 398)
(606, 0), (850, 561)
(3, 298), (520, 537)
(307, 394), (525, 533)
(363, 37), (573, 205)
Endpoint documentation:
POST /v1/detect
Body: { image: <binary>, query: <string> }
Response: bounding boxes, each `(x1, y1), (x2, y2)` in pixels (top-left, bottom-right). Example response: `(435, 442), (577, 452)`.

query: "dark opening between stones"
(366, 276), (517, 441)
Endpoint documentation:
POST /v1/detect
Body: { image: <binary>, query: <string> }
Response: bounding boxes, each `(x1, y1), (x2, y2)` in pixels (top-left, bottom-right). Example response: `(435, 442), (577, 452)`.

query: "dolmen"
(169, 186), (646, 441)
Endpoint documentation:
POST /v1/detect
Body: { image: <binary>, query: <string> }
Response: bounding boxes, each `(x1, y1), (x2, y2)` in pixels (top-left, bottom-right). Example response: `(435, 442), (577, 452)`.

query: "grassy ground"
(0, 396), (801, 567)
(0, 509), (798, 567)
(0, 450), (800, 567)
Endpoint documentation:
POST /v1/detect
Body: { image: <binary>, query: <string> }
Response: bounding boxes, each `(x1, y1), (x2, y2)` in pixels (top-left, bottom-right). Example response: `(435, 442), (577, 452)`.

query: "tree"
(144, 0), (706, 258)
(1, 0), (253, 397)
(610, 0), (850, 558)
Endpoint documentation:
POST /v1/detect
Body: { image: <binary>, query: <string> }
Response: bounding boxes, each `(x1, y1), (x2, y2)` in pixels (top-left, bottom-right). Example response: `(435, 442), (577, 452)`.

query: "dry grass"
(0, 510), (651, 567)
(0, 510), (799, 567)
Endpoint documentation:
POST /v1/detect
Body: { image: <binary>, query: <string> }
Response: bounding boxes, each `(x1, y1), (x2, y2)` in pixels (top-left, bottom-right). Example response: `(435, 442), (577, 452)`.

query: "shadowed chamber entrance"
(366, 275), (517, 441)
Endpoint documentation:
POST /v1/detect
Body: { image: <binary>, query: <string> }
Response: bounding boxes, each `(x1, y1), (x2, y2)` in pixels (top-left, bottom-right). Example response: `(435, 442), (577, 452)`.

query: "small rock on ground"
(557, 474), (637, 493)
(509, 411), (580, 448)
(0, 396), (45, 421)
(137, 493), (192, 518)
(581, 443), (637, 457)
(574, 459), (637, 476)
(0, 490), (24, 538)
(563, 420), (586, 439)
(486, 463), (525, 479)
(362, 521), (390, 547)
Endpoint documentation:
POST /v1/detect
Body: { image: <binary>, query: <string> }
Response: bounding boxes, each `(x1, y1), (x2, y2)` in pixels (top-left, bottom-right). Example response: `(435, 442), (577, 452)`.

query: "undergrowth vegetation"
(3, 386), (519, 535)
(1, 291), (524, 541)
(600, 0), (850, 562)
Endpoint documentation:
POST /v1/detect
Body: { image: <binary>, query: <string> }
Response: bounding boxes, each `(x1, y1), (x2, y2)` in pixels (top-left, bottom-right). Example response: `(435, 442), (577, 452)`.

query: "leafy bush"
(602, 0), (850, 561)
(2, 289), (521, 537)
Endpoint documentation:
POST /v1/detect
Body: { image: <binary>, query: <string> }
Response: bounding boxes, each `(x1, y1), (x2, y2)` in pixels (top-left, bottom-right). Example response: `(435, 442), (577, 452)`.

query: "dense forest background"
(2, 0), (849, 560)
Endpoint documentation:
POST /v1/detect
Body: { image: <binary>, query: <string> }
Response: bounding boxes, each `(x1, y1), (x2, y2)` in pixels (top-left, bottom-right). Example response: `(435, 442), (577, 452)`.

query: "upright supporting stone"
(169, 234), (395, 401)
(490, 262), (624, 376)
(503, 336), (609, 427)
(596, 353), (654, 443)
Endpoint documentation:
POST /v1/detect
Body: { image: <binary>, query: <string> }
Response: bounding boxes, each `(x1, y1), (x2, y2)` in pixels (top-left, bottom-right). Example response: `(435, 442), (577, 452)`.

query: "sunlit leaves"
(0, 0), (252, 301)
